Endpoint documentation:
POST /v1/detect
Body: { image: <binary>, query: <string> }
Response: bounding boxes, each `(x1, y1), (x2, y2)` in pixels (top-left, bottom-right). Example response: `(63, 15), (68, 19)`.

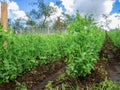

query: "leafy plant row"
(66, 13), (105, 77)
(0, 13), (105, 84)
(108, 29), (120, 47)
(0, 31), (65, 83)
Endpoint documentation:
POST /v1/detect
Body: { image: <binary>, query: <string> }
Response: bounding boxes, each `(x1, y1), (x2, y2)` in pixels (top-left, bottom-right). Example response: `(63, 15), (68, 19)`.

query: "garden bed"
(0, 36), (120, 90)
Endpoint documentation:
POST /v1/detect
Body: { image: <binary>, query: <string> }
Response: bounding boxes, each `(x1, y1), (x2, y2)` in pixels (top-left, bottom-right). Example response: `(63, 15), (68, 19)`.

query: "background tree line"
(9, 0), (73, 33)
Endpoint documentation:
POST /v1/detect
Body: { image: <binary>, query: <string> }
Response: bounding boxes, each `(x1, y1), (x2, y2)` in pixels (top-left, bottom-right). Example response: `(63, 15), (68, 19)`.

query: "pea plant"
(108, 29), (120, 47)
(66, 12), (105, 77)
(0, 13), (105, 83)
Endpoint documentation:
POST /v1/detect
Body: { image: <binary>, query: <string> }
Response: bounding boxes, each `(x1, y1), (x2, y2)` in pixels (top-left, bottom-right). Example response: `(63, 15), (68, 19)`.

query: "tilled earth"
(102, 36), (120, 82)
(0, 35), (120, 90)
(0, 58), (66, 90)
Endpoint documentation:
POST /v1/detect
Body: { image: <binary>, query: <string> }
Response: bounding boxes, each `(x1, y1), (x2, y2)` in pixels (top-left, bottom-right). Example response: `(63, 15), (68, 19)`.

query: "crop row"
(108, 29), (120, 47)
(0, 13), (105, 83)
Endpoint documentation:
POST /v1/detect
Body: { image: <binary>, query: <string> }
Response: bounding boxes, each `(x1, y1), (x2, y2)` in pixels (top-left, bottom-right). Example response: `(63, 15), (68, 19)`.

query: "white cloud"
(8, 1), (28, 20)
(46, 2), (64, 26)
(61, 0), (120, 30)
(61, 0), (115, 19)
(10, 10), (28, 20)
(49, 2), (63, 18)
(108, 13), (120, 29)
(8, 1), (19, 11)
(60, 0), (74, 14)
(98, 13), (120, 30)
(0, 1), (28, 21)
(103, 0), (115, 15)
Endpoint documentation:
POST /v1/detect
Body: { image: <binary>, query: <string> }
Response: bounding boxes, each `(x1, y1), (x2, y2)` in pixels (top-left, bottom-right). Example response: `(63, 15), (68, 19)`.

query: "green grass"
(108, 29), (120, 47)
(46, 79), (120, 90)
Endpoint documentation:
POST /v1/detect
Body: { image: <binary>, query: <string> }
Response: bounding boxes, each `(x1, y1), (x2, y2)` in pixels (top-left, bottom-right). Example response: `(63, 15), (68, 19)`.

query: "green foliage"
(92, 79), (120, 90)
(68, 12), (95, 33)
(0, 13), (105, 83)
(108, 29), (120, 47)
(0, 32), (63, 83)
(66, 13), (105, 77)
(46, 79), (120, 90)
(15, 81), (27, 90)
(45, 81), (54, 90)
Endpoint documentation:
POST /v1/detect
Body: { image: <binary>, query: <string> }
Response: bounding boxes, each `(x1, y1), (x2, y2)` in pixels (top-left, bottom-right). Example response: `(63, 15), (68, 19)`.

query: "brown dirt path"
(101, 35), (120, 82)
(0, 57), (66, 90)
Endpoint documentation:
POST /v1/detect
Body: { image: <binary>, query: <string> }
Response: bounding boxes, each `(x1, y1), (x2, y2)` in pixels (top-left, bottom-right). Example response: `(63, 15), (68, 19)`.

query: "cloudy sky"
(0, 0), (120, 30)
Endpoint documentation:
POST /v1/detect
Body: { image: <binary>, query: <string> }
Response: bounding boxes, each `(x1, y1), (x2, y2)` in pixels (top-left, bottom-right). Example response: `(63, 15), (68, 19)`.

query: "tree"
(61, 13), (74, 29)
(30, 0), (57, 28)
(12, 18), (25, 33)
(52, 13), (73, 31)
(26, 19), (36, 26)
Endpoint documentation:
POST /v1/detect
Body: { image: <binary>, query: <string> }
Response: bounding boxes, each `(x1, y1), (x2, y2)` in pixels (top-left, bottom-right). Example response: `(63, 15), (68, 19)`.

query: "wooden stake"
(1, 2), (8, 30)
(47, 27), (50, 34)
(57, 17), (61, 33)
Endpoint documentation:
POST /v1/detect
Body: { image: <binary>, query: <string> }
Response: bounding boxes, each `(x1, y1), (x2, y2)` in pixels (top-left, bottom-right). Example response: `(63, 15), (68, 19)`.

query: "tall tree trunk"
(42, 15), (47, 28)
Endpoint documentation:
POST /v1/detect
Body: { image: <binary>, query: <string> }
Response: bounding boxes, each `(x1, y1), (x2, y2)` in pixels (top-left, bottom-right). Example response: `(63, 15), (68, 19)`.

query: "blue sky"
(111, 0), (120, 13)
(11, 0), (120, 14)
(11, 0), (37, 12)
(3, 0), (120, 30)
(12, 0), (60, 12)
